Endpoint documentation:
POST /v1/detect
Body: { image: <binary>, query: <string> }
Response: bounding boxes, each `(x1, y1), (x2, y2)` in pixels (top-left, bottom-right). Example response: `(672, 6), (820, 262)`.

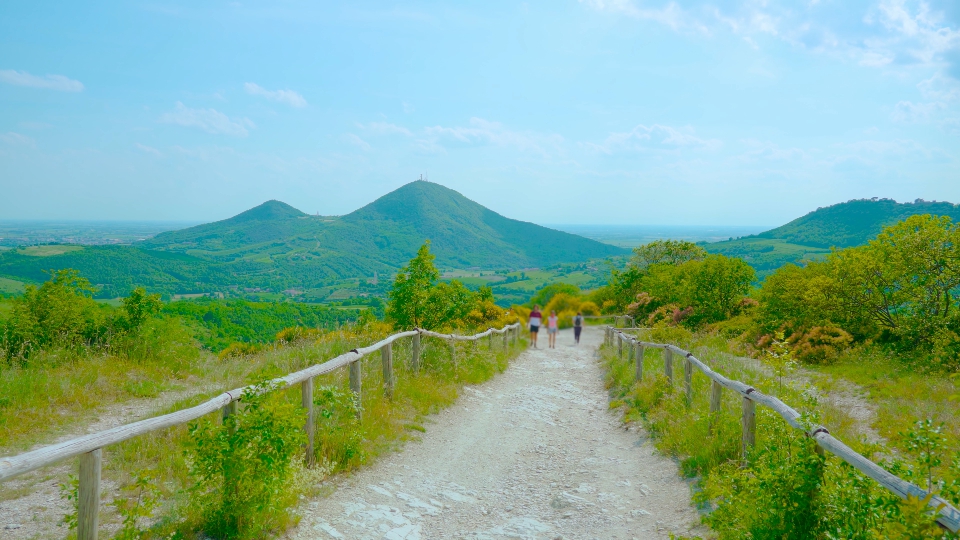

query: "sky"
(1, 1), (958, 226)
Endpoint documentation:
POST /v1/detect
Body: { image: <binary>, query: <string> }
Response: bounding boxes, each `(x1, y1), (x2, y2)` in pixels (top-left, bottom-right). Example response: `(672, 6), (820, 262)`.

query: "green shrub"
(313, 384), (364, 471)
(186, 381), (305, 539)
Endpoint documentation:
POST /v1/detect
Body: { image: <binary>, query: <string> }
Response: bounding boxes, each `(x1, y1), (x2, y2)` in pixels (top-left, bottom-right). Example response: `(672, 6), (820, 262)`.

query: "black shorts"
(530, 325), (540, 333)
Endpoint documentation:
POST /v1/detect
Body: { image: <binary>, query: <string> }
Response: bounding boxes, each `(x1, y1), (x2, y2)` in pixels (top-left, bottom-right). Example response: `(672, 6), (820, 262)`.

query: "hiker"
(573, 311), (584, 344)
(529, 305), (542, 348)
(547, 310), (558, 348)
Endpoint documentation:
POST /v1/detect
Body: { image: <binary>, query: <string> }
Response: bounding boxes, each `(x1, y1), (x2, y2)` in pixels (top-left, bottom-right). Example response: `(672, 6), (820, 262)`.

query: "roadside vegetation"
(0, 240), (524, 539)
(590, 214), (960, 538)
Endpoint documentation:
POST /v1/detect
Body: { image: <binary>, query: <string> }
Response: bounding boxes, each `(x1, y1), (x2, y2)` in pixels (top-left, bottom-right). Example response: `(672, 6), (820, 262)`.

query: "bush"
(186, 381), (306, 539)
(218, 341), (263, 360)
(275, 326), (323, 344)
(313, 385), (364, 471)
(791, 326), (853, 364)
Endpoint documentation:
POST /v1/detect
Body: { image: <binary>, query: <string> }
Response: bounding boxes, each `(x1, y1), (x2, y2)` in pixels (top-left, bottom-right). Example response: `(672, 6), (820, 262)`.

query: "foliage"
(165, 297), (357, 352)
(631, 239), (706, 270)
(217, 341), (263, 360)
(528, 282), (580, 308)
(387, 242), (513, 331)
(760, 331), (797, 394)
(1, 270), (162, 362)
(113, 470), (161, 540)
(313, 385), (364, 470)
(186, 380), (306, 539)
(59, 473), (79, 531)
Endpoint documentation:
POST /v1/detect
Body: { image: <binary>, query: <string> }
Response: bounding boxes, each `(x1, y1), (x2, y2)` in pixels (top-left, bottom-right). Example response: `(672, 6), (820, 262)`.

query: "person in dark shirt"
(528, 305), (542, 348)
(573, 311), (583, 344)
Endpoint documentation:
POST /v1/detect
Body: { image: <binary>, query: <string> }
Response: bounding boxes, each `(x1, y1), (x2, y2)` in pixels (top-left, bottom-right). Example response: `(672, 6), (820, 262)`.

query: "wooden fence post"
(381, 343), (394, 398)
(664, 348), (674, 384)
(628, 339), (635, 362)
(742, 395), (756, 463)
(635, 343), (644, 381)
(488, 331), (493, 349)
(617, 334), (623, 359)
(222, 400), (237, 433)
(450, 340), (457, 369)
(302, 377), (315, 466)
(684, 356), (693, 407)
(502, 330), (508, 349)
(412, 333), (421, 375)
(709, 380), (722, 434)
(349, 360), (362, 421)
(78, 448), (101, 540)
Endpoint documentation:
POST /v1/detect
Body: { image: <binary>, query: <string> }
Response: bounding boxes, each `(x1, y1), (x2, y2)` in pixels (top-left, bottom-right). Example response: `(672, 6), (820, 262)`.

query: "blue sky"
(1, 1), (958, 226)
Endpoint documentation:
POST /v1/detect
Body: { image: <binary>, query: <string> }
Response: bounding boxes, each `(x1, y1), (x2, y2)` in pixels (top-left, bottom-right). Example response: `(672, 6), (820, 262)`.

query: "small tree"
(386, 241), (441, 330)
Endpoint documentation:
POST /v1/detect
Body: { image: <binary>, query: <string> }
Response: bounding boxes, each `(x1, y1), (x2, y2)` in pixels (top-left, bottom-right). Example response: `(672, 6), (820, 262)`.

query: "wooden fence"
(0, 323), (522, 540)
(604, 325), (960, 532)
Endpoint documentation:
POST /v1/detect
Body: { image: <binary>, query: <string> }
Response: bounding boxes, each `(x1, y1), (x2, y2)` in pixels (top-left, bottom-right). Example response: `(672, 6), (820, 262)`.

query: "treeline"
(594, 214), (960, 369)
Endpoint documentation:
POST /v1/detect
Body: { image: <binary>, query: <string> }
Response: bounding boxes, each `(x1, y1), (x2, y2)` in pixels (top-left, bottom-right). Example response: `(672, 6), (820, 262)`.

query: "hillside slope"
(144, 181), (625, 270)
(1, 182), (625, 296)
(705, 198), (960, 276)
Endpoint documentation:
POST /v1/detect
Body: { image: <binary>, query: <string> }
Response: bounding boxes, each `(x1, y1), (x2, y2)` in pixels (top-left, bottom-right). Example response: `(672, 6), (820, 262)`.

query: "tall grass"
(7, 322), (524, 538)
(600, 326), (957, 539)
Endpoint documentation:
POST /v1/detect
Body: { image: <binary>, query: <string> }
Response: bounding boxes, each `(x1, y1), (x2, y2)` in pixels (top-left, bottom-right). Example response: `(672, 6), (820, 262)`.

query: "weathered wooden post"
(709, 380), (722, 434)
(302, 377), (315, 466)
(635, 343), (644, 381)
(617, 334), (623, 359)
(628, 338), (635, 362)
(664, 348), (674, 384)
(488, 330), (494, 350)
(684, 356), (693, 407)
(412, 332), (421, 375)
(450, 340), (457, 369)
(349, 360), (362, 420)
(502, 329), (508, 349)
(742, 394), (756, 463)
(78, 448), (102, 540)
(222, 399), (238, 433)
(381, 342), (394, 398)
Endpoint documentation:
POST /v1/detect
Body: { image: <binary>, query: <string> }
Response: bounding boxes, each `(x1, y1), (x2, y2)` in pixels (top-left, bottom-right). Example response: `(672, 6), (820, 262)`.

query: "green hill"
(0, 182), (625, 297)
(144, 181), (625, 271)
(705, 198), (960, 276)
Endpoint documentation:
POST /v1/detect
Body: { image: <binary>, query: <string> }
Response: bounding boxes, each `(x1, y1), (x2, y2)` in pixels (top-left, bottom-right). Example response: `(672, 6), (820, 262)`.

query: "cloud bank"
(0, 69), (84, 92)
(159, 102), (253, 136)
(244, 83), (307, 107)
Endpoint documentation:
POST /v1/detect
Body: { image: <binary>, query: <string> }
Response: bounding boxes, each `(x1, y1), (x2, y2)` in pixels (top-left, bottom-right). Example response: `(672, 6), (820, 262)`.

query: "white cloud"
(0, 132), (35, 147)
(244, 82), (307, 107)
(0, 69), (84, 92)
(135, 143), (162, 156)
(424, 117), (564, 155)
(363, 122), (415, 137)
(343, 133), (371, 151)
(579, 0), (708, 34)
(159, 102), (253, 136)
(891, 100), (945, 122)
(588, 124), (720, 153)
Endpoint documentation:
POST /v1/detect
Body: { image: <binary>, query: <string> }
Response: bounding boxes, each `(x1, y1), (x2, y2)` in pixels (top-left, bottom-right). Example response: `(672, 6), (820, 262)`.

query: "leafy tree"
(687, 254), (756, 323)
(529, 282), (580, 308)
(631, 240), (707, 270)
(119, 287), (163, 332)
(386, 241), (441, 329)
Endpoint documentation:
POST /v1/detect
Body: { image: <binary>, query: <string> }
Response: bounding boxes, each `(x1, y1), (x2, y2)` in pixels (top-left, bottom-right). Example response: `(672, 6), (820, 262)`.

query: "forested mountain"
(0, 181), (625, 297)
(705, 198), (960, 276)
(143, 181), (625, 270)
(756, 198), (960, 248)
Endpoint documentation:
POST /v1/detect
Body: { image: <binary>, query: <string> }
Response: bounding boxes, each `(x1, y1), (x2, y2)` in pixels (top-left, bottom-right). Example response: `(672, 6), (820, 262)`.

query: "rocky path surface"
(291, 327), (703, 540)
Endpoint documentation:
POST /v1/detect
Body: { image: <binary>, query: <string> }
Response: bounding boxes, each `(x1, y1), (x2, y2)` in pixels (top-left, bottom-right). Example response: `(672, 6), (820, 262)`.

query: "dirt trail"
(291, 327), (703, 540)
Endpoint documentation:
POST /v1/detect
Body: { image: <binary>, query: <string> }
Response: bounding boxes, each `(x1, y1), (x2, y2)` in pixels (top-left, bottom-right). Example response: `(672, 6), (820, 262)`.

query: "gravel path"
(291, 326), (703, 540)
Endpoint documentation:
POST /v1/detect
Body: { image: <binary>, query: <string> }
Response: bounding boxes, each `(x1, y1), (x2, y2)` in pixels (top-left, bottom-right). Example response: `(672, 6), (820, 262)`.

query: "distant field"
(0, 276), (26, 294)
(704, 237), (831, 277)
(0, 220), (196, 247)
(19, 245), (85, 257)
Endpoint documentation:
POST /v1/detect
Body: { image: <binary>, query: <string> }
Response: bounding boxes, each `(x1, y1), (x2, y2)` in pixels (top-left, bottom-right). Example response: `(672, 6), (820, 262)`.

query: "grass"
(18, 245), (85, 257)
(805, 346), (960, 458)
(0, 276), (26, 294)
(0, 320), (525, 537)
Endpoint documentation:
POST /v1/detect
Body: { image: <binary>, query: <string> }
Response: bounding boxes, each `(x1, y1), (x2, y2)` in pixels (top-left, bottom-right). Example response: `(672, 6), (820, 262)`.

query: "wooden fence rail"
(0, 323), (522, 540)
(605, 325), (960, 532)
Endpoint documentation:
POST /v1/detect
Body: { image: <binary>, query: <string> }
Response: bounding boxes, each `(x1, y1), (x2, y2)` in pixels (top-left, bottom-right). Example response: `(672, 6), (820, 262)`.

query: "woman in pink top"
(528, 305), (542, 348)
(547, 310), (559, 348)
